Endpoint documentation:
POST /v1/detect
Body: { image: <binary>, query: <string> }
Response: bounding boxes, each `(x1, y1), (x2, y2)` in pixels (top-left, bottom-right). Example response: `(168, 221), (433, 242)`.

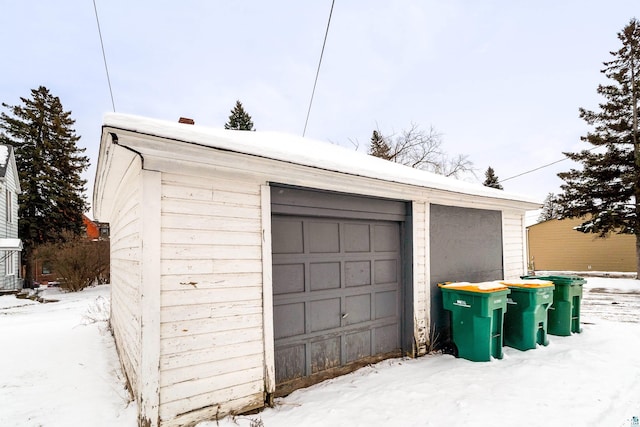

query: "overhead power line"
(303, 0), (335, 137)
(92, 0), (116, 112)
(498, 144), (601, 184)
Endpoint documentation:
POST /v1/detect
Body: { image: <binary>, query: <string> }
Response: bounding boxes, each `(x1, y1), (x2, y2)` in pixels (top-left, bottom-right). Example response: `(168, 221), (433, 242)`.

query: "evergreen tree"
(368, 130), (392, 160)
(555, 19), (640, 273)
(224, 100), (255, 130)
(482, 166), (503, 189)
(0, 86), (90, 286)
(538, 193), (561, 222)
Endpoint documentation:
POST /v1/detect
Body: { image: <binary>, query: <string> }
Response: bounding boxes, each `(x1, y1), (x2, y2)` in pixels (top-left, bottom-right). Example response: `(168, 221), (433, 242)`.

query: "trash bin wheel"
(441, 341), (458, 357)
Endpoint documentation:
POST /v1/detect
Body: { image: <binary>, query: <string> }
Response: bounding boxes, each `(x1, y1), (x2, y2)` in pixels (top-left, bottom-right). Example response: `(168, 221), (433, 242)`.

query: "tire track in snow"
(581, 288), (640, 324)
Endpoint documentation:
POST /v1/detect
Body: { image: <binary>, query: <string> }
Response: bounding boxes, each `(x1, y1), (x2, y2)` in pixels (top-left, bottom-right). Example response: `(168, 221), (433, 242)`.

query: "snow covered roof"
(102, 113), (541, 207)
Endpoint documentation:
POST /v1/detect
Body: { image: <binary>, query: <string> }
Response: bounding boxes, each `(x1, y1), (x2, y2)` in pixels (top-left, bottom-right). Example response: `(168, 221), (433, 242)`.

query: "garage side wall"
(157, 170), (265, 426)
(109, 156), (144, 403)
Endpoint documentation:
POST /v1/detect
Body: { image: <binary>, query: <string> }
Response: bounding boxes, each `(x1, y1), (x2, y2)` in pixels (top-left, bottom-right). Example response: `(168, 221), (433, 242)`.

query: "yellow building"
(527, 217), (636, 272)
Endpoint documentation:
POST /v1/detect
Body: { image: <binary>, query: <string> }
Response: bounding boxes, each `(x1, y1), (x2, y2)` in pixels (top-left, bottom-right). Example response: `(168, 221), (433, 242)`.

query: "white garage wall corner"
(412, 201), (429, 356)
(260, 184), (276, 395)
(140, 169), (162, 426)
(502, 210), (527, 280)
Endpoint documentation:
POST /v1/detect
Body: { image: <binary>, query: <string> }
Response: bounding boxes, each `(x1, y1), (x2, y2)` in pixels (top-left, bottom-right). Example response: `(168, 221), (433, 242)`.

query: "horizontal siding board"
(160, 353), (264, 388)
(160, 273), (262, 292)
(161, 259), (262, 276)
(161, 244), (262, 260)
(161, 229), (261, 246)
(160, 313), (262, 338)
(162, 199), (260, 219)
(162, 214), (261, 232)
(160, 340), (263, 371)
(161, 288), (262, 306)
(162, 171), (261, 194)
(161, 300), (263, 324)
(159, 384), (263, 425)
(161, 366), (263, 404)
(162, 184), (261, 207)
(161, 327), (263, 356)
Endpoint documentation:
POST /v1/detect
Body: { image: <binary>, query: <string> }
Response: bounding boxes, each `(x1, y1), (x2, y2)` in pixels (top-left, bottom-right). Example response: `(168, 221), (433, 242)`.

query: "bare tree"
(370, 123), (473, 178)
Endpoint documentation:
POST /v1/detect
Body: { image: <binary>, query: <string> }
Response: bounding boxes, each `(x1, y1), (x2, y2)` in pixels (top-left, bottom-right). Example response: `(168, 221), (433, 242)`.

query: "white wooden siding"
(108, 157), (143, 398)
(502, 211), (527, 279)
(158, 171), (265, 423)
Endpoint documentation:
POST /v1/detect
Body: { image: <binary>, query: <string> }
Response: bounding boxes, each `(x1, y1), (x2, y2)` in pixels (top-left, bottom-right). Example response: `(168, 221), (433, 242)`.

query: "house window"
(5, 252), (15, 276)
(5, 189), (12, 223)
(42, 263), (51, 275)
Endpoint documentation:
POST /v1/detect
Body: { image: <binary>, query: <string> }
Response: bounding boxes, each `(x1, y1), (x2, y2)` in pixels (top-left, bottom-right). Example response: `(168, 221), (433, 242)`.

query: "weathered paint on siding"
(158, 171), (265, 424)
(527, 218), (635, 272)
(108, 155), (143, 399)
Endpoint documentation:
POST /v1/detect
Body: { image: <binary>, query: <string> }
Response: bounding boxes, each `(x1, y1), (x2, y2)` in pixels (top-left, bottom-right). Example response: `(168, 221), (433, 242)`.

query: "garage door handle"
(342, 313), (349, 319)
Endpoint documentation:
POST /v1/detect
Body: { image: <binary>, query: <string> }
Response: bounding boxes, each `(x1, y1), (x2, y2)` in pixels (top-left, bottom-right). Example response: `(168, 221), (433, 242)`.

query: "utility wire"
(93, 0), (116, 112)
(303, 0), (335, 137)
(498, 144), (601, 183)
(499, 156), (570, 183)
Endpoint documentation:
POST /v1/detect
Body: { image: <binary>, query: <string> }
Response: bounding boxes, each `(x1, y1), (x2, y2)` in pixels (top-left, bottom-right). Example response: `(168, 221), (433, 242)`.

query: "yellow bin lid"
(438, 281), (509, 293)
(500, 279), (554, 288)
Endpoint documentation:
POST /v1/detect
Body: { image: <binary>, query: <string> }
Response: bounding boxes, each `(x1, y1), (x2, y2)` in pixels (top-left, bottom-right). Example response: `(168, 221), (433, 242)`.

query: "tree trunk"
(22, 247), (34, 288)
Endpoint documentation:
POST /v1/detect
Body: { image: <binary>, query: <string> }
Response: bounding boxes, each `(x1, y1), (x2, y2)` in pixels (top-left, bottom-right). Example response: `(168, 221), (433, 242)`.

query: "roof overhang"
(0, 238), (22, 251)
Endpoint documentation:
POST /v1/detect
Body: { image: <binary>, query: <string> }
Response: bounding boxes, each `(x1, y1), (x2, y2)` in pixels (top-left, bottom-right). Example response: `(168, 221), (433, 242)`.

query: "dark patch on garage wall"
(429, 204), (503, 342)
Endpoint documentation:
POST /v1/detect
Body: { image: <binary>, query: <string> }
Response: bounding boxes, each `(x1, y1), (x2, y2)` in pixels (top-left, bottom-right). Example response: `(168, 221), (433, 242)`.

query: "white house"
(93, 113), (540, 427)
(0, 145), (22, 291)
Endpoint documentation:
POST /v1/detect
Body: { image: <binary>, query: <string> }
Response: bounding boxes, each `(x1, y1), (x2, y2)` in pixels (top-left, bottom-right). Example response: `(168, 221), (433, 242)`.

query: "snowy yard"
(1, 277), (639, 427)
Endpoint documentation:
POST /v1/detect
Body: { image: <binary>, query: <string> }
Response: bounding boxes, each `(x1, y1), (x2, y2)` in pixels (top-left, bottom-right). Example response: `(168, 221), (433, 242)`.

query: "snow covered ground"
(1, 277), (639, 427)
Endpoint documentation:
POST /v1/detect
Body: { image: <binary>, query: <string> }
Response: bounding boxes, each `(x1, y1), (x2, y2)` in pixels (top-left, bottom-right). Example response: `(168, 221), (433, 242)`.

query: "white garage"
(93, 113), (539, 427)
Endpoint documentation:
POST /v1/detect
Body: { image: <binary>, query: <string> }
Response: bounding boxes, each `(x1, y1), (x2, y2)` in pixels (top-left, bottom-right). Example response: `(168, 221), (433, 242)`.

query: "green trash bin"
(439, 282), (510, 362)
(500, 279), (555, 351)
(521, 275), (585, 336)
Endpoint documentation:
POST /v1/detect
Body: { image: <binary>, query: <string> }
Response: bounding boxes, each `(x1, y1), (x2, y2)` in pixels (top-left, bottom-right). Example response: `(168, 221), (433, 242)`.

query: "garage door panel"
(272, 219), (304, 254)
(345, 260), (371, 287)
(346, 330), (371, 362)
(275, 344), (306, 384)
(310, 298), (341, 332)
(311, 337), (341, 373)
(376, 290), (398, 319)
(310, 262), (341, 291)
(374, 224), (399, 252)
(273, 263), (305, 294)
(345, 293), (371, 325)
(274, 302), (305, 339)
(344, 223), (371, 252)
(374, 259), (397, 284)
(309, 221), (340, 253)
(375, 324), (400, 353)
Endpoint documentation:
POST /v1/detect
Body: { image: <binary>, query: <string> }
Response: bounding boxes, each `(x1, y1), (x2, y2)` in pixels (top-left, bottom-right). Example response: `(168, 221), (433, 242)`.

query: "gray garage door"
(271, 186), (409, 395)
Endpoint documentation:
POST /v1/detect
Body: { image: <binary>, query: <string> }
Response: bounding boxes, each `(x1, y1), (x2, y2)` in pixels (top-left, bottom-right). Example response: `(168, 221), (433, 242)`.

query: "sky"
(1, 1), (639, 216)
(1, 278), (639, 426)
